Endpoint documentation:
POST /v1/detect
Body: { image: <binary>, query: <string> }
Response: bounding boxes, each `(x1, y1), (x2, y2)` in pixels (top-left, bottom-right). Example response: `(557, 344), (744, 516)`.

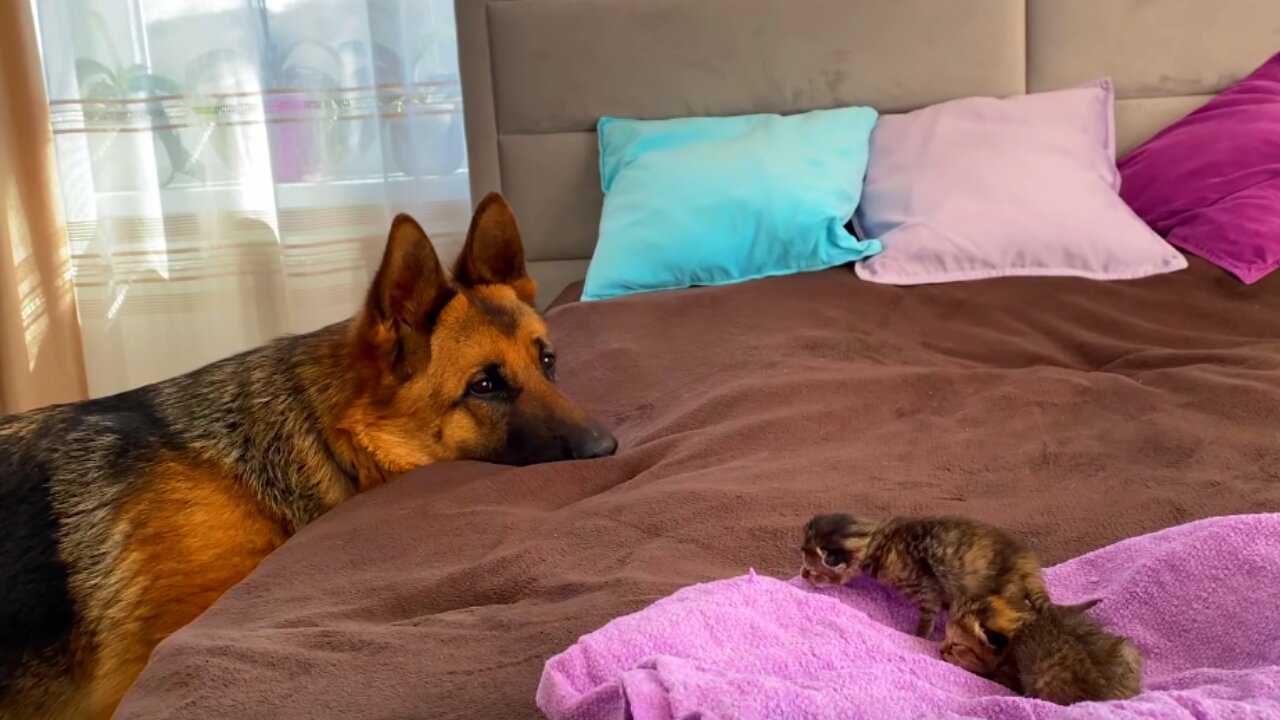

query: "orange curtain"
(0, 1), (87, 414)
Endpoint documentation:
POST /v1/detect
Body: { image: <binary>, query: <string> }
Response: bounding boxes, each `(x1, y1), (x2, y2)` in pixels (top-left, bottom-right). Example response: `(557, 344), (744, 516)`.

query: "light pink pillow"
(855, 79), (1187, 285)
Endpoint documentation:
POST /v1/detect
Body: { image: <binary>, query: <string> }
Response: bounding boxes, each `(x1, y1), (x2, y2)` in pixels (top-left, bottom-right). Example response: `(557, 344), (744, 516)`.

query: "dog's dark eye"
(469, 378), (496, 396)
(541, 352), (556, 374)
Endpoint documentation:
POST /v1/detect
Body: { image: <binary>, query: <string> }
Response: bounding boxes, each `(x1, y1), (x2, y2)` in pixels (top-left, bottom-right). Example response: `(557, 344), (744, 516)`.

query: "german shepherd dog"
(0, 193), (617, 719)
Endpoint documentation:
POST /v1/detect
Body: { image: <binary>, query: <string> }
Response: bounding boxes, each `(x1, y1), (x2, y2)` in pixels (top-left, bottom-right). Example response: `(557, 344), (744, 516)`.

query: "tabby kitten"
(800, 514), (1050, 639)
(942, 599), (1143, 704)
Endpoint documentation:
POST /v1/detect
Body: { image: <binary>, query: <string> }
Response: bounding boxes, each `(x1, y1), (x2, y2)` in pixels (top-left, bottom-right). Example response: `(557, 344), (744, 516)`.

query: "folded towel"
(538, 514), (1280, 719)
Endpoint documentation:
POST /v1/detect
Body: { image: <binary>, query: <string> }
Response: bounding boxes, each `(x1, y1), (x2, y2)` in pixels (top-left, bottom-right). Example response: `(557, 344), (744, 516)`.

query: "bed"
(115, 2), (1280, 718)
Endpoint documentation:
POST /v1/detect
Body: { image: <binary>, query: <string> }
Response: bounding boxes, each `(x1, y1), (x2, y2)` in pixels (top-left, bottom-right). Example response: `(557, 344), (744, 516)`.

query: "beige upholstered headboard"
(456, 0), (1280, 304)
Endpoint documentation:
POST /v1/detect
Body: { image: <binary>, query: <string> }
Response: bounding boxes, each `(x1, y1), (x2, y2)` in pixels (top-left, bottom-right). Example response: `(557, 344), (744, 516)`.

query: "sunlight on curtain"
(33, 0), (470, 397)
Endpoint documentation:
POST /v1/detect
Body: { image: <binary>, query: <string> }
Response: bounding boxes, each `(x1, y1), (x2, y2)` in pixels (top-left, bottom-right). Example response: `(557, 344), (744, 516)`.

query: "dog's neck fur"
(151, 319), (394, 531)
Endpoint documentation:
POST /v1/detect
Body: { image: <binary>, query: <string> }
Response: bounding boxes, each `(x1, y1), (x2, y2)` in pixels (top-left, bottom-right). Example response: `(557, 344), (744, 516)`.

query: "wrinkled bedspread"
(117, 259), (1280, 719)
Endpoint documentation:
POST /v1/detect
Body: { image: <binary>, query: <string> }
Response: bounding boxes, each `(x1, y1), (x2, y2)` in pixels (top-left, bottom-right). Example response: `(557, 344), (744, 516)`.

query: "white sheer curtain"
(32, 0), (470, 397)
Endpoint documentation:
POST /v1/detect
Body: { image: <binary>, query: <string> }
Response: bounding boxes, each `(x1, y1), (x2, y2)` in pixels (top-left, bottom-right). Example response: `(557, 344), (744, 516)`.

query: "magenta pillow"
(1119, 52), (1280, 284)
(855, 79), (1187, 285)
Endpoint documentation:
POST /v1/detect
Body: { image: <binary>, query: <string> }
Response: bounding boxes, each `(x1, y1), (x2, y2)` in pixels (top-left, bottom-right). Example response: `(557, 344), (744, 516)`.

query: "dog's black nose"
(572, 421), (618, 459)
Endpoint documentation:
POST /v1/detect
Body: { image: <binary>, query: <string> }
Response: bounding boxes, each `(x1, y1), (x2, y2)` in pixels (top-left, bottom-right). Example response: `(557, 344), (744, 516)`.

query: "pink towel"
(538, 514), (1280, 719)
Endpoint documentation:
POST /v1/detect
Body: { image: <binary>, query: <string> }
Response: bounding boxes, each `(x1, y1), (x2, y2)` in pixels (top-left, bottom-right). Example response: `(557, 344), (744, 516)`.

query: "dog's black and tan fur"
(0, 194), (616, 719)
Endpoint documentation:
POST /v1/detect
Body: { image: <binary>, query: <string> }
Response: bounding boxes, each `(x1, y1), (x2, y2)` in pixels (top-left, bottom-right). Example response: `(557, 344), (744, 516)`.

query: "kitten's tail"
(1060, 598), (1102, 614)
(1025, 578), (1101, 615)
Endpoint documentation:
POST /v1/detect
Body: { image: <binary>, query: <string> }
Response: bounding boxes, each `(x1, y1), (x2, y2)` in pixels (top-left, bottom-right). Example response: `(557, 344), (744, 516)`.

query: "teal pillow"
(582, 107), (882, 302)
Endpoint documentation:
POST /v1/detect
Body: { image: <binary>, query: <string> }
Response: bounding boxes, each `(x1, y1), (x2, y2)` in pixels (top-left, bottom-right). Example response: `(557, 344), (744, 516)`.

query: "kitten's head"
(941, 598), (1100, 675)
(941, 612), (1009, 675)
(799, 513), (873, 587)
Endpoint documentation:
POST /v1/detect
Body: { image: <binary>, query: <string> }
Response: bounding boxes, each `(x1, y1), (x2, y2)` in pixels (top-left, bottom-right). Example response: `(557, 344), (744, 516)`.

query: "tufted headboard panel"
(456, 0), (1280, 303)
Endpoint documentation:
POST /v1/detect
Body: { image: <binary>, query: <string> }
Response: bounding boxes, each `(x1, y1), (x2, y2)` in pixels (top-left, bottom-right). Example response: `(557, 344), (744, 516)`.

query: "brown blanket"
(117, 260), (1280, 719)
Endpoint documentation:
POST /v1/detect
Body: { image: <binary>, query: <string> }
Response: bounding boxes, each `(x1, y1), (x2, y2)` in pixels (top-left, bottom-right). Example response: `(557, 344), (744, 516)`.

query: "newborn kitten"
(942, 600), (1143, 705)
(800, 514), (1050, 639)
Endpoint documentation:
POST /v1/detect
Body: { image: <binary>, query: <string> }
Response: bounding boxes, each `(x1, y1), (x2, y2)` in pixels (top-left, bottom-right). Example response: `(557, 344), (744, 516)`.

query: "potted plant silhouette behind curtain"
(382, 26), (465, 178)
(327, 29), (465, 179)
(261, 39), (344, 182)
(74, 10), (204, 190)
(182, 33), (463, 183)
(183, 40), (343, 183)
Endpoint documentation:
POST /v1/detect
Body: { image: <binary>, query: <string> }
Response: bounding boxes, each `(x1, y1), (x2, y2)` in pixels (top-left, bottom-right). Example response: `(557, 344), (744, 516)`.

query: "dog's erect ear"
(453, 192), (537, 306)
(366, 214), (451, 332)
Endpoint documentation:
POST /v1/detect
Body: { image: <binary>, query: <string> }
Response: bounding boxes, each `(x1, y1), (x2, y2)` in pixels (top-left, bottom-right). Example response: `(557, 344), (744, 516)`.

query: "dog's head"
(338, 193), (616, 475)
